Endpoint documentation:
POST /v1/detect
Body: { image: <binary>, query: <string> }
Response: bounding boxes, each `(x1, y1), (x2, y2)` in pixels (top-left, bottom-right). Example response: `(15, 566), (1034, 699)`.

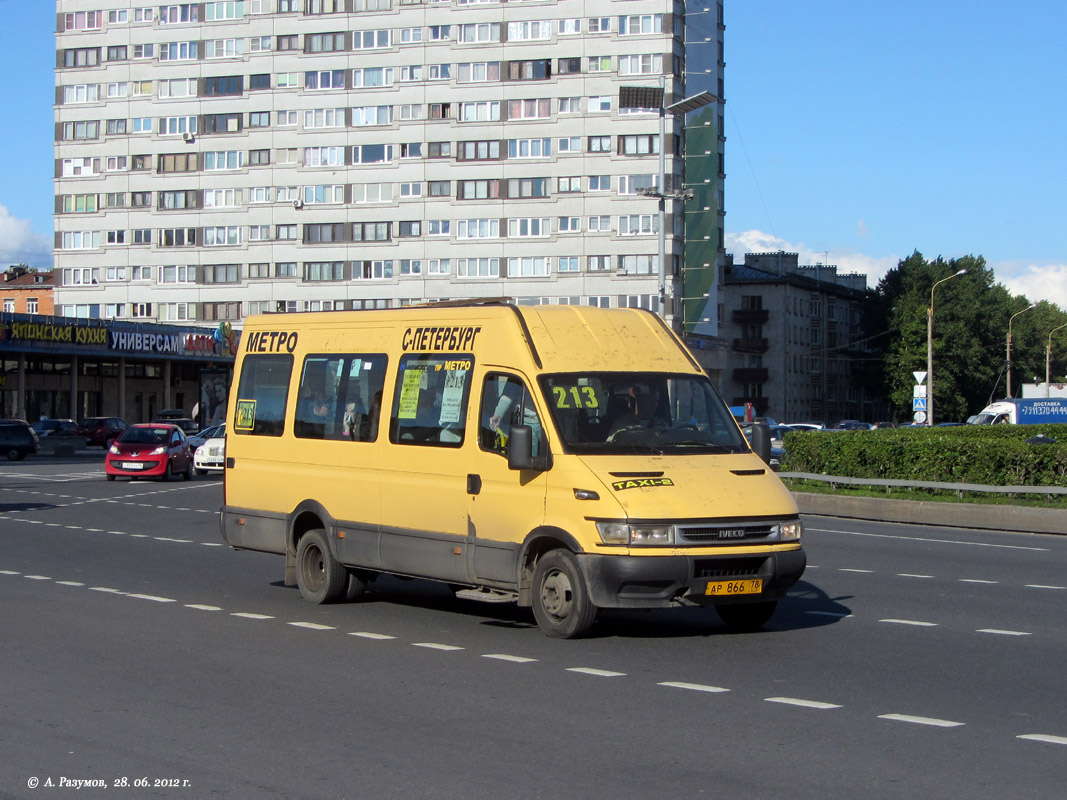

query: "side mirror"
(750, 421), (772, 464)
(507, 425), (552, 472)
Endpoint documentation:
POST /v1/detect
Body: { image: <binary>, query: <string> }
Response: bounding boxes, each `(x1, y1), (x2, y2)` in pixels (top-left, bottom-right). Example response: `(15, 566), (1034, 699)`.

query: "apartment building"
(720, 251), (884, 425)
(53, 0), (725, 336)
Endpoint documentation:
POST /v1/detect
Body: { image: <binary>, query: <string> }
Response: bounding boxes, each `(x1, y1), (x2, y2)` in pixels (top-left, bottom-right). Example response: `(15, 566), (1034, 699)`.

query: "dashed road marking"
(839, 568), (874, 573)
(289, 622), (335, 631)
(127, 593), (176, 603)
(89, 587), (125, 594)
(349, 631), (396, 640)
(977, 629), (1031, 636)
(879, 714), (964, 728)
(568, 667), (626, 678)
(659, 681), (729, 693)
(898, 573), (934, 579)
(881, 619), (938, 627)
(765, 697), (842, 710)
(483, 654), (537, 663)
(1025, 584), (1065, 590)
(56, 581), (84, 587)
(24, 575), (51, 581)
(804, 611), (852, 618)
(186, 604), (222, 611)
(413, 642), (464, 651)
(232, 612), (273, 620)
(960, 579), (998, 584)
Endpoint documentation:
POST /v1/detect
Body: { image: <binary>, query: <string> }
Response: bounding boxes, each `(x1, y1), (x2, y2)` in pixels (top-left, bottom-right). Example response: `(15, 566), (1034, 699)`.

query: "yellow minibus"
(220, 303), (805, 638)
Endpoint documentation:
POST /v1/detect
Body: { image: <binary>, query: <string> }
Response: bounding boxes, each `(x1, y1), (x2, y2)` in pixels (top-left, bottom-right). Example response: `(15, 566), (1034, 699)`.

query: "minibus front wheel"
(532, 550), (596, 639)
(296, 529), (347, 604)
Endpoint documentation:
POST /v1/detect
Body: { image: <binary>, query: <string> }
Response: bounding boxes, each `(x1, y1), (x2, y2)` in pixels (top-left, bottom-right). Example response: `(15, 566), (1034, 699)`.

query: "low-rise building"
(720, 251), (885, 424)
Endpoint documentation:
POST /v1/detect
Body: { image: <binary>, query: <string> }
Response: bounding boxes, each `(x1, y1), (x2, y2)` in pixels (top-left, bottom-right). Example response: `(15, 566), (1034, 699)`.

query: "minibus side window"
(390, 354), (473, 447)
(233, 355), (292, 437)
(479, 374), (545, 458)
(294, 354), (387, 441)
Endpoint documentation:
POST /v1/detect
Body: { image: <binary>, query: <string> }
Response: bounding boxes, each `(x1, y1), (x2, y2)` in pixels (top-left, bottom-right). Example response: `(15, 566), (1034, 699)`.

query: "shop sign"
(9, 321), (107, 346)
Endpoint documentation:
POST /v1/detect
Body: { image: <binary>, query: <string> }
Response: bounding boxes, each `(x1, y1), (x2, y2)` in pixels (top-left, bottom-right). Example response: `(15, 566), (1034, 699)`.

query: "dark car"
(150, 416), (198, 436)
(32, 418), (80, 437)
(105, 423), (193, 481)
(0, 420), (40, 461)
(76, 417), (128, 448)
(833, 419), (873, 430)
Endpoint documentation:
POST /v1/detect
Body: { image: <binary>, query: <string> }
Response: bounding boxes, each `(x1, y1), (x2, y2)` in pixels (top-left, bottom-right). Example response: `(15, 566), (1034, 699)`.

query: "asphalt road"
(1, 458), (1065, 799)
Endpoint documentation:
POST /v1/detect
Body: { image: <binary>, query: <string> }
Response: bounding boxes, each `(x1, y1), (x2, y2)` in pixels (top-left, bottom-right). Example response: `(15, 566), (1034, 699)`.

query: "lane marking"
(0, 570), (21, 575)
(289, 622), (335, 631)
(89, 587), (125, 594)
(880, 619), (938, 627)
(1018, 734), (1067, 746)
(56, 581), (85, 587)
(839, 568), (874, 573)
(806, 527), (1048, 552)
(349, 632), (396, 640)
(804, 611), (852, 618)
(898, 573), (934, 579)
(482, 654), (537, 663)
(568, 667), (626, 678)
(879, 714), (964, 728)
(977, 629), (1031, 636)
(959, 579), (998, 584)
(24, 575), (51, 581)
(413, 642), (464, 651)
(127, 593), (176, 603)
(1025, 584), (1065, 590)
(658, 681), (730, 693)
(186, 604), (222, 611)
(765, 697), (842, 710)
(231, 612), (273, 620)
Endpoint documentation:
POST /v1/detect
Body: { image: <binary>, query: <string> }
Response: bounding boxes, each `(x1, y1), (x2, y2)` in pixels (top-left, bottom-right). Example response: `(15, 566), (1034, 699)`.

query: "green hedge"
(782, 425), (1067, 486)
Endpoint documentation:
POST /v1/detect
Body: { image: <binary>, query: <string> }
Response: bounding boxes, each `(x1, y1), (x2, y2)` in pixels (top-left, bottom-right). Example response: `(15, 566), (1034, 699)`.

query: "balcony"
(731, 308), (769, 324)
(732, 337), (769, 353)
(732, 367), (768, 383)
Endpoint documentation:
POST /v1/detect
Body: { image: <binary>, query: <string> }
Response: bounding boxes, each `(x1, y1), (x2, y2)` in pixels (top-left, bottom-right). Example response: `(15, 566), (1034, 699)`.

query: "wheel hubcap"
(540, 569), (573, 619)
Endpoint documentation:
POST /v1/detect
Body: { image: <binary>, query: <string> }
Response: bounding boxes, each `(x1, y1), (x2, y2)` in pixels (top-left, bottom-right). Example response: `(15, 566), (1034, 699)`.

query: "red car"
(105, 423), (194, 482)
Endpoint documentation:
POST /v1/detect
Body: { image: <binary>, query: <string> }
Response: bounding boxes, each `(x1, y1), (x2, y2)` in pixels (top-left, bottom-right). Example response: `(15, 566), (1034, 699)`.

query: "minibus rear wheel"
(532, 550), (596, 639)
(296, 529), (347, 604)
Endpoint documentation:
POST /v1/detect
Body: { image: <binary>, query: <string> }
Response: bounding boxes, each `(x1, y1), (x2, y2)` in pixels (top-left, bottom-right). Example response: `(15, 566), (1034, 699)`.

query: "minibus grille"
(693, 557), (767, 580)
(678, 523), (776, 544)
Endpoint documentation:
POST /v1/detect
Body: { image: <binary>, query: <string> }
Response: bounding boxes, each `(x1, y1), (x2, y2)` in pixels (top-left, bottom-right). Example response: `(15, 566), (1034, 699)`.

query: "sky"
(1, 1), (1066, 309)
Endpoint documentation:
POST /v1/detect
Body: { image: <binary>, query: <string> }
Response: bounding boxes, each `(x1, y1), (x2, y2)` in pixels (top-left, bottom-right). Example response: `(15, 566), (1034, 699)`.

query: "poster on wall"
(199, 370), (230, 430)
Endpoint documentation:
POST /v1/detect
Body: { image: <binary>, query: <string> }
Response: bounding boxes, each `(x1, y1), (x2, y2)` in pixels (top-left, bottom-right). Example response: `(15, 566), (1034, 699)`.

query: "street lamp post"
(1006, 303), (1037, 399)
(926, 269), (966, 426)
(1046, 322), (1067, 397)
(619, 83), (718, 327)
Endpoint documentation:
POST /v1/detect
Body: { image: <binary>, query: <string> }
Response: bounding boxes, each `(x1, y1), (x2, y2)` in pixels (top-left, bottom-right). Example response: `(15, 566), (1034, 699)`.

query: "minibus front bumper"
(577, 548), (806, 609)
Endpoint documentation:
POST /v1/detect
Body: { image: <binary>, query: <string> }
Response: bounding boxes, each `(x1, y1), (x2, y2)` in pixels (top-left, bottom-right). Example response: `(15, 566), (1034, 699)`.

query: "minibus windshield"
(539, 373), (749, 455)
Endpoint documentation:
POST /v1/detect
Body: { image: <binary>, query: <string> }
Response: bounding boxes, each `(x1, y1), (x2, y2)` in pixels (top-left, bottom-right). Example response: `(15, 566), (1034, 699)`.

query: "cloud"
(0, 205), (52, 271)
(994, 261), (1067, 309)
(724, 229), (898, 289)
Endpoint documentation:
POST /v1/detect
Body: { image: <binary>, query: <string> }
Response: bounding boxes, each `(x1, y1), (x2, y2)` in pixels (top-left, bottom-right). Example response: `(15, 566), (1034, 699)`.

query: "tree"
(873, 252), (1014, 421)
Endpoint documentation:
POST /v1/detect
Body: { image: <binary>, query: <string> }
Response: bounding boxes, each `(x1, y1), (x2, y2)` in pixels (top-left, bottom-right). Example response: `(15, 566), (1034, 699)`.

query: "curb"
(793, 492), (1067, 536)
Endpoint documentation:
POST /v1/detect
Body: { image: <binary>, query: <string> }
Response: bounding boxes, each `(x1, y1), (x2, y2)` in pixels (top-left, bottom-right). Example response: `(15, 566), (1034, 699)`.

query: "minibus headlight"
(777, 520), (802, 542)
(596, 522), (673, 546)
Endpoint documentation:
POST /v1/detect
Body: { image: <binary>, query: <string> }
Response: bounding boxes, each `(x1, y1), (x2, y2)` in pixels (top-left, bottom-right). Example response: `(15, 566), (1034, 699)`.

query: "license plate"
(121, 462), (145, 470)
(705, 579), (762, 596)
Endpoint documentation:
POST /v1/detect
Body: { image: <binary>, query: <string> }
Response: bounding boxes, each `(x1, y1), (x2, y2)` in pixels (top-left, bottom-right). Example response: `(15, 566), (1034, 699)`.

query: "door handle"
(466, 473), (482, 495)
